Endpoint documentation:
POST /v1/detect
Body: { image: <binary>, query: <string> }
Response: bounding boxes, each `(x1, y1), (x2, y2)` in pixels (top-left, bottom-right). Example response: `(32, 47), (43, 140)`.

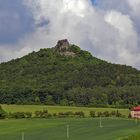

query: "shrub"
(58, 112), (66, 118)
(57, 111), (75, 118)
(34, 111), (41, 118)
(53, 113), (57, 117)
(40, 110), (49, 118)
(103, 111), (110, 117)
(34, 109), (49, 118)
(128, 113), (131, 118)
(74, 111), (85, 117)
(0, 106), (7, 119)
(65, 111), (74, 116)
(90, 111), (96, 118)
(25, 112), (32, 118)
(116, 110), (122, 117)
(47, 113), (52, 118)
(9, 112), (25, 119)
(110, 111), (116, 117)
(97, 112), (102, 117)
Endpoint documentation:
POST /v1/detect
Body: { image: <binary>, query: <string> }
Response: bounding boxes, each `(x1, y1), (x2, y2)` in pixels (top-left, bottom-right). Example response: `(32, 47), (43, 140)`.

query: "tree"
(46, 95), (54, 105)
(60, 99), (68, 106)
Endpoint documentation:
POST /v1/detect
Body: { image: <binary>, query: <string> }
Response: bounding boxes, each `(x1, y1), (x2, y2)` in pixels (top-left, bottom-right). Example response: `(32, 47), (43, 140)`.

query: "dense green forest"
(0, 40), (140, 107)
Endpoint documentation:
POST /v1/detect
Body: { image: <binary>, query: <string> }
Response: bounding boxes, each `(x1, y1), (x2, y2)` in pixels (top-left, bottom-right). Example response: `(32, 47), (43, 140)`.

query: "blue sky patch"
(0, 0), (35, 45)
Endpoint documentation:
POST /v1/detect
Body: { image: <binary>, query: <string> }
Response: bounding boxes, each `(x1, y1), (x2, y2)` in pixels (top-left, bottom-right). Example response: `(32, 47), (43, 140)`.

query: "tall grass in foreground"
(122, 134), (140, 140)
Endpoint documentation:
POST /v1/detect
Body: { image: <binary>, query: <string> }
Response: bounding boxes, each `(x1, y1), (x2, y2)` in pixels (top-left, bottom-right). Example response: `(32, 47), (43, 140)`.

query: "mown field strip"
(0, 118), (139, 140)
(1, 105), (130, 117)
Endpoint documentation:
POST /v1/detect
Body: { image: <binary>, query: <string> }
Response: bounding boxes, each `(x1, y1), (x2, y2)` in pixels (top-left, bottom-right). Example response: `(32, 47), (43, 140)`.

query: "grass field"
(0, 118), (139, 140)
(1, 105), (130, 117)
(123, 134), (140, 140)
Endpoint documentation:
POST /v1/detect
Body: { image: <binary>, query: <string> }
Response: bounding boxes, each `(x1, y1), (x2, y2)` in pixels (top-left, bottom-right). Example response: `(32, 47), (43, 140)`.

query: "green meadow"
(1, 105), (129, 117)
(0, 118), (139, 140)
(1, 105), (138, 140)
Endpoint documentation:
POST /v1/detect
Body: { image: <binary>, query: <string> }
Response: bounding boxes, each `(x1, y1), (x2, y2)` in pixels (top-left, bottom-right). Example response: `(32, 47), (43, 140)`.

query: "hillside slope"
(0, 39), (140, 107)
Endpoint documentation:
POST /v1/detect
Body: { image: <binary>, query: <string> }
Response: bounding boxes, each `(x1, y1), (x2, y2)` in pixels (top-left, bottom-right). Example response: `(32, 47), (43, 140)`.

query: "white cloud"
(0, 0), (140, 69)
(105, 11), (135, 38)
(104, 10), (139, 64)
(128, 0), (140, 14)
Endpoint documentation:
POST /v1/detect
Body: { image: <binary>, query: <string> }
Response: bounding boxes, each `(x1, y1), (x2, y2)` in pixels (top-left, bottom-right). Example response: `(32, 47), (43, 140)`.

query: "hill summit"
(54, 39), (76, 57)
(0, 39), (140, 107)
(55, 39), (70, 50)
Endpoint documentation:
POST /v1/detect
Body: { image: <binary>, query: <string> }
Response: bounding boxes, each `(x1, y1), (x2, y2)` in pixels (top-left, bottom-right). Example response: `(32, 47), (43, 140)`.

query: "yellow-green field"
(1, 105), (130, 117)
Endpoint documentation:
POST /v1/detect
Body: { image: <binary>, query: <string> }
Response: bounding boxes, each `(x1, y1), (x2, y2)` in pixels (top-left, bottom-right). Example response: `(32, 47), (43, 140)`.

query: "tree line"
(0, 86), (140, 108)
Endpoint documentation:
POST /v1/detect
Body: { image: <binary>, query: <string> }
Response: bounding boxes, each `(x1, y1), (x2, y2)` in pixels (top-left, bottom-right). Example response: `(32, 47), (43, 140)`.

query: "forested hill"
(0, 39), (140, 107)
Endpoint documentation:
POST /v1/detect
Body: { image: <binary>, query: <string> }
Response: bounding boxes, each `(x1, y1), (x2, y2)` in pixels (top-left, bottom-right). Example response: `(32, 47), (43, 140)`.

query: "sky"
(0, 0), (140, 69)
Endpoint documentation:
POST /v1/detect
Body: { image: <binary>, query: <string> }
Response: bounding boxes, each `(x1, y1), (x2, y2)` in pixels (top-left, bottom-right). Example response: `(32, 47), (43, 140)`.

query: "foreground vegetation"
(0, 118), (139, 140)
(0, 41), (140, 107)
(123, 134), (140, 140)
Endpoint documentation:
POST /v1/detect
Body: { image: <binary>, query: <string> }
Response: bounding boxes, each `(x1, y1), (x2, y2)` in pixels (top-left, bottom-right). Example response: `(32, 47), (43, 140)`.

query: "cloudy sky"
(0, 0), (140, 69)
